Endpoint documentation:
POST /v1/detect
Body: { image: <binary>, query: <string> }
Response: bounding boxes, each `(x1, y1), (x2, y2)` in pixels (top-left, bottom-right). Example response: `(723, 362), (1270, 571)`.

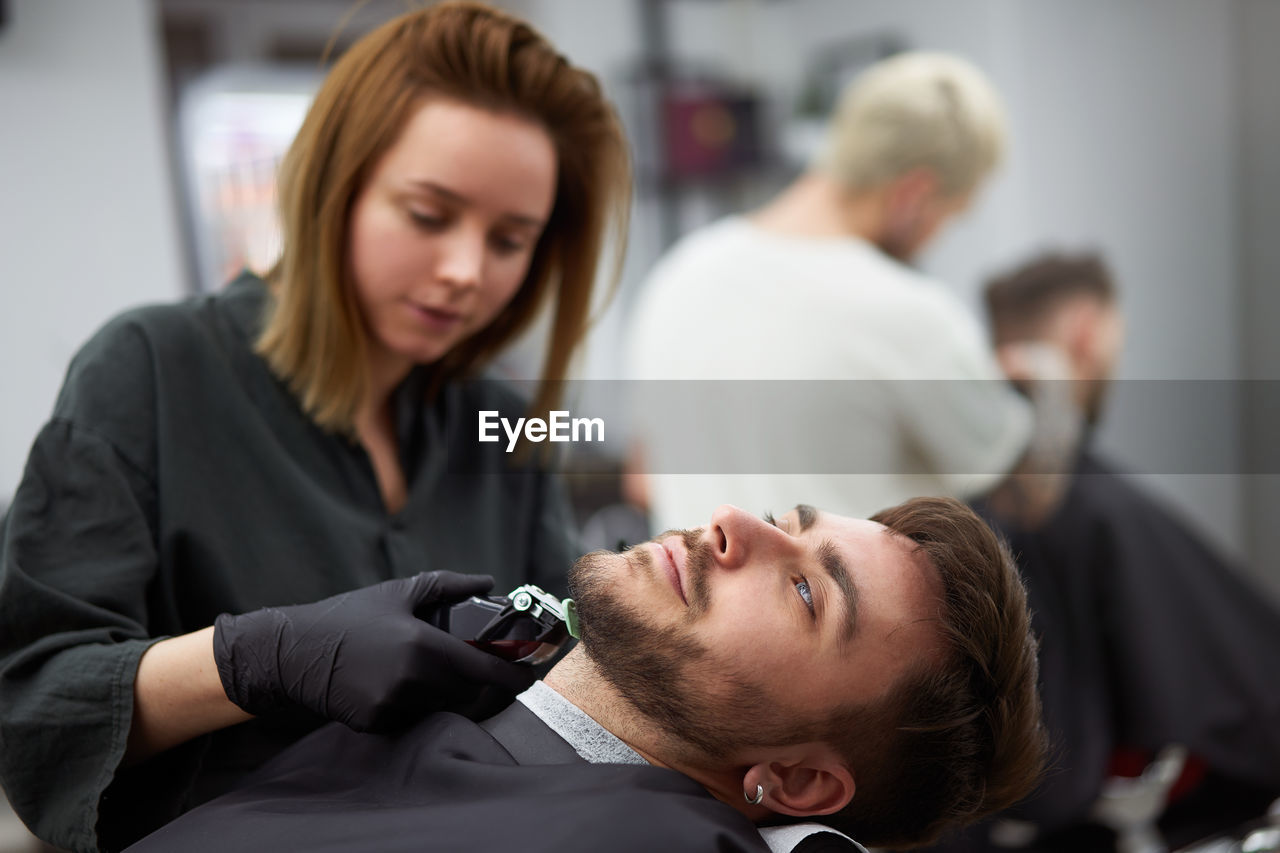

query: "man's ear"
(746, 743), (856, 817)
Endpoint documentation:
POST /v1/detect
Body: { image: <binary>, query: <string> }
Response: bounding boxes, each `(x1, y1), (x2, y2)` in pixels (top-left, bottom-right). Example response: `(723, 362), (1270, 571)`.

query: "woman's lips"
(407, 301), (462, 332)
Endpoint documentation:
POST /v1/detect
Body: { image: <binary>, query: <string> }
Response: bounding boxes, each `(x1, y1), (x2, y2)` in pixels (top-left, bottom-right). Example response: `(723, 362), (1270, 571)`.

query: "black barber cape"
(125, 701), (773, 853)
(954, 450), (1280, 849)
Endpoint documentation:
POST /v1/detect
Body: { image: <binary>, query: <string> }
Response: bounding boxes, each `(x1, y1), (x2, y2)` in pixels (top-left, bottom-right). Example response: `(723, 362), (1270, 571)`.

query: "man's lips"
(653, 538), (687, 605)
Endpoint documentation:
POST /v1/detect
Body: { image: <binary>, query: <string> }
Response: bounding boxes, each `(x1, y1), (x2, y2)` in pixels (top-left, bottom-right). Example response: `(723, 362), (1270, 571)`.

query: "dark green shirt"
(0, 273), (577, 852)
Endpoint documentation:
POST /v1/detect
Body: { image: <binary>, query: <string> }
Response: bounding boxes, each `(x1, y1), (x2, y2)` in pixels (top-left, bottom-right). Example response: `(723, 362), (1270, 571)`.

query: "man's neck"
(750, 172), (884, 245)
(542, 648), (673, 767)
(542, 647), (748, 813)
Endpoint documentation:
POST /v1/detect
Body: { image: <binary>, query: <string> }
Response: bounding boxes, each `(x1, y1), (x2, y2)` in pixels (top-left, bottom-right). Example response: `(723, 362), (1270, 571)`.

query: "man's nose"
(707, 504), (790, 570)
(436, 228), (485, 292)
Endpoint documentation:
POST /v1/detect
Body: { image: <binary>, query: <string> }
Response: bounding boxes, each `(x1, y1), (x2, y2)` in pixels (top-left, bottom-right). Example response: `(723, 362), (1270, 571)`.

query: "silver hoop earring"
(745, 783), (765, 805)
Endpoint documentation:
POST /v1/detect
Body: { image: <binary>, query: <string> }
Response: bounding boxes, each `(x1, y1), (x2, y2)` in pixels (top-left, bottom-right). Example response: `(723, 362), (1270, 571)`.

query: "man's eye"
(795, 578), (814, 616)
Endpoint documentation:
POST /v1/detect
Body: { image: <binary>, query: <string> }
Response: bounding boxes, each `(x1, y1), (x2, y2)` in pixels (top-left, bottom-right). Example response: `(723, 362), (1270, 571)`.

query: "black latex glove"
(213, 571), (536, 732)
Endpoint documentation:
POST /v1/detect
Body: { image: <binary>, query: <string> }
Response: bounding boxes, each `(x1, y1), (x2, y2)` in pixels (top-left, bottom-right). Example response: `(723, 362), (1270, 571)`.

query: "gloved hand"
(213, 571), (536, 732)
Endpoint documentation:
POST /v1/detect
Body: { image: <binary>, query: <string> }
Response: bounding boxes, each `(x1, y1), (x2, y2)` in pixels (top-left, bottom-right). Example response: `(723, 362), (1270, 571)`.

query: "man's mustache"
(650, 527), (713, 615)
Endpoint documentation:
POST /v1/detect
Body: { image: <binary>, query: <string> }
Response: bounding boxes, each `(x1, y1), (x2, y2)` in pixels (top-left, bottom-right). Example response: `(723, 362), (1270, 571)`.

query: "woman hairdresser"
(0, 4), (630, 850)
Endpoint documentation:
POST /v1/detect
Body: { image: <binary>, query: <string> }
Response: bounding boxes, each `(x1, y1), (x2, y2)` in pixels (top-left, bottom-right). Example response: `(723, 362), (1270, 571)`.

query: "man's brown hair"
(257, 1), (631, 433)
(813, 496), (1046, 849)
(984, 252), (1115, 347)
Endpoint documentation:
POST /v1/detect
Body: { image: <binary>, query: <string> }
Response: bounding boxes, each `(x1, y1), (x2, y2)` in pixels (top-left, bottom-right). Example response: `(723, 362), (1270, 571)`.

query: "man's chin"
(567, 548), (627, 604)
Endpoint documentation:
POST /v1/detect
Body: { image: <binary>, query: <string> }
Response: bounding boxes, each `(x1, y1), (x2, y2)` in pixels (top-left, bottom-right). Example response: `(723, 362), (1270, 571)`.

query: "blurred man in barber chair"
(928, 252), (1280, 853)
(626, 52), (1081, 539)
(127, 498), (1046, 853)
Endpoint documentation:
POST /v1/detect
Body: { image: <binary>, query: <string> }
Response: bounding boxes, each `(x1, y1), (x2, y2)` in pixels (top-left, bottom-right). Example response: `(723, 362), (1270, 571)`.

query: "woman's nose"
(708, 504), (788, 570)
(436, 229), (484, 291)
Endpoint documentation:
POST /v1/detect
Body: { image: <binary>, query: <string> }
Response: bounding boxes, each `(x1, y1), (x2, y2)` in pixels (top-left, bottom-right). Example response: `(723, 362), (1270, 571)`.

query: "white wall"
(1238, 0), (1280, 585)
(158, 0), (395, 62)
(0, 0), (186, 505)
(979, 0), (1245, 558)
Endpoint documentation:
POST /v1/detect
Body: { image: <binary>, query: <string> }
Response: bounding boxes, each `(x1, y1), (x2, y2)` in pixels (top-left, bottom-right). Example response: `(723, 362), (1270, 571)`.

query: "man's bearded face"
(568, 531), (773, 761)
(567, 505), (940, 767)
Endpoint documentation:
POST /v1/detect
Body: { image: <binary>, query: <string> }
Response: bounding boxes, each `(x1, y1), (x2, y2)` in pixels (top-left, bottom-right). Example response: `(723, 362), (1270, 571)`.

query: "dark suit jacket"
(124, 702), (774, 853)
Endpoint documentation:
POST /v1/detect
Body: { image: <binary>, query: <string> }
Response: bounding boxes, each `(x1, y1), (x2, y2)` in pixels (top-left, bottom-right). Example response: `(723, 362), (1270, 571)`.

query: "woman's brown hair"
(258, 1), (631, 432)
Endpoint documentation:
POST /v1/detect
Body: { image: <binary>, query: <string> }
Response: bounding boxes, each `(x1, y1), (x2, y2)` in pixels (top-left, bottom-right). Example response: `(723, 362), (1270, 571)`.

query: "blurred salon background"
(1, 1), (1278, 850)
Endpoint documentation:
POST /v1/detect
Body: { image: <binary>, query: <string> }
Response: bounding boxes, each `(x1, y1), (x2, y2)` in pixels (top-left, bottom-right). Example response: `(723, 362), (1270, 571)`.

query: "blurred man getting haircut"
(984, 253), (1124, 431)
(938, 252), (1280, 853)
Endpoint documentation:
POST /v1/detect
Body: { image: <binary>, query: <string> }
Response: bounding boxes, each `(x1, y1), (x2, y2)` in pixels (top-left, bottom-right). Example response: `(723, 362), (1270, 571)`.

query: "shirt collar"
(516, 681), (647, 766)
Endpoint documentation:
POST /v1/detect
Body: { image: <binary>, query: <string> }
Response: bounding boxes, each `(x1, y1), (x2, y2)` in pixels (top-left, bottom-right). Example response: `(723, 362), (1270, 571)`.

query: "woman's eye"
(795, 578), (814, 615)
(409, 210), (445, 229)
(489, 234), (528, 255)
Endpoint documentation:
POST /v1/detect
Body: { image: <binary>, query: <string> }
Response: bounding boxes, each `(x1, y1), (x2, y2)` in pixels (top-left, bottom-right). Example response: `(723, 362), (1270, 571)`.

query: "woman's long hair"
(258, 1), (631, 433)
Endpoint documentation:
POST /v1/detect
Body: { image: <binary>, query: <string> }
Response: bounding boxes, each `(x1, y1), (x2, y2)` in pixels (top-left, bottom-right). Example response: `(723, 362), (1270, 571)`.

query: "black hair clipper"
(428, 584), (580, 665)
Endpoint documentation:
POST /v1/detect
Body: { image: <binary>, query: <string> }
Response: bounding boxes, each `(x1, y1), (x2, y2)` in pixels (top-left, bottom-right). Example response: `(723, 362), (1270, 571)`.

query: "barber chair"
(983, 745), (1190, 852)
(1173, 797), (1280, 853)
(1090, 745), (1188, 853)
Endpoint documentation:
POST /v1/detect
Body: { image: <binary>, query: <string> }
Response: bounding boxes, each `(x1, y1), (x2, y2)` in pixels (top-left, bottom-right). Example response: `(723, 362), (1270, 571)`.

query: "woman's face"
(347, 98), (558, 380)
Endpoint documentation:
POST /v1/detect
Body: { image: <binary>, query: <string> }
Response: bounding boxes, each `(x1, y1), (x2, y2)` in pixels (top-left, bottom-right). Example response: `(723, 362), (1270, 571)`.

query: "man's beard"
(873, 216), (924, 264)
(567, 531), (782, 762)
(1081, 376), (1111, 429)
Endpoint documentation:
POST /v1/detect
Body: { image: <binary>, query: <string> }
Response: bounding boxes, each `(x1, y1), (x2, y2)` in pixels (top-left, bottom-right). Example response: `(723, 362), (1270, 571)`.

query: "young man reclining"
(127, 498), (1047, 852)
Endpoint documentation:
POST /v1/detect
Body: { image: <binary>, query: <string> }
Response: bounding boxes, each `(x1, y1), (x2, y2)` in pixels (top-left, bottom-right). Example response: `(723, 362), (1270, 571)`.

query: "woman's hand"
(213, 571), (536, 732)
